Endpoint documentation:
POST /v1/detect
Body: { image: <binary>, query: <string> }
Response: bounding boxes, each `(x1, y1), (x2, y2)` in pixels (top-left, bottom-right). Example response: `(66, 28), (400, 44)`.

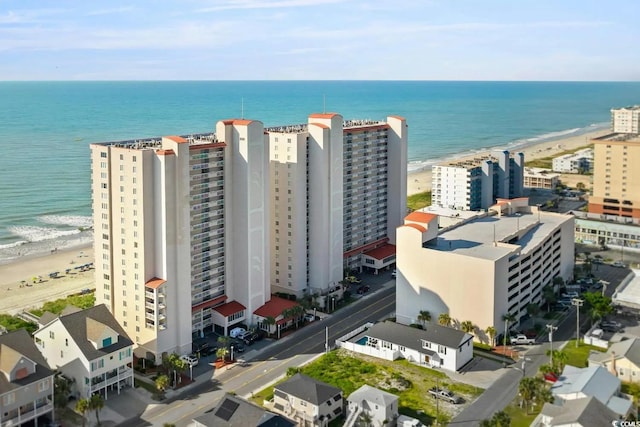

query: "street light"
(521, 357), (532, 377)
(601, 280), (609, 298)
(189, 363), (193, 381)
(546, 324), (558, 366)
(230, 345), (234, 362)
(331, 297), (335, 313)
(571, 298), (584, 347)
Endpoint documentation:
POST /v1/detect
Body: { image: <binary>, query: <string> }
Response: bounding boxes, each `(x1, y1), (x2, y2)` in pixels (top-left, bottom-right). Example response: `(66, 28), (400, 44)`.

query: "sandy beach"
(0, 127), (610, 316)
(407, 128), (610, 196)
(0, 245), (95, 315)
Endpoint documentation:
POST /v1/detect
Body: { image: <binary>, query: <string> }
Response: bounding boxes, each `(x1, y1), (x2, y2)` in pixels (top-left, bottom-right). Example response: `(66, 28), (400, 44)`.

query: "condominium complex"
(395, 198), (574, 337)
(551, 148), (593, 174)
(611, 106), (640, 134)
(267, 114), (407, 297)
(589, 133), (640, 219)
(523, 167), (560, 190)
(91, 113), (407, 360)
(431, 150), (524, 211)
(91, 120), (270, 360)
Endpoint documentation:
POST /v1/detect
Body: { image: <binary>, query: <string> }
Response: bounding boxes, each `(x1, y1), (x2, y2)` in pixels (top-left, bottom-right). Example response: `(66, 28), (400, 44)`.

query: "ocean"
(1, 80), (639, 263)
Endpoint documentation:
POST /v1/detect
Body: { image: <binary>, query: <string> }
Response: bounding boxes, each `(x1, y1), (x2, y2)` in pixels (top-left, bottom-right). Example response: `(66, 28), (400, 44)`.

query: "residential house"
(33, 304), (134, 400)
(271, 373), (343, 427)
(0, 329), (55, 427)
(531, 396), (618, 427)
(550, 365), (633, 418)
(193, 393), (295, 427)
(589, 338), (640, 383)
(338, 321), (473, 372)
(346, 385), (399, 427)
(253, 296), (304, 337)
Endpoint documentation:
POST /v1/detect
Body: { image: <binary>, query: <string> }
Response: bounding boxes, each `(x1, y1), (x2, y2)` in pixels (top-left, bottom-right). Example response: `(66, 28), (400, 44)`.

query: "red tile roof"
(402, 223), (427, 233)
(191, 295), (227, 312)
(405, 211), (437, 223)
(343, 237), (389, 259)
(254, 296), (300, 318)
(165, 135), (188, 144)
(309, 113), (338, 119)
(213, 301), (246, 317)
(363, 244), (396, 261)
(145, 278), (166, 289)
(309, 123), (330, 129)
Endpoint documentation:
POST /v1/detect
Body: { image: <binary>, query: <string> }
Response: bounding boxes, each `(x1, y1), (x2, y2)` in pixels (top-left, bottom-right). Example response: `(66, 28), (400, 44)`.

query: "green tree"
(526, 303), (540, 322)
(491, 410), (511, 427)
(89, 393), (105, 426)
(53, 373), (72, 417)
(155, 374), (170, 398)
(358, 411), (373, 427)
(75, 397), (90, 427)
(518, 376), (549, 414)
(583, 291), (613, 325)
(543, 285), (557, 312)
(438, 313), (452, 327)
(216, 346), (229, 363)
(502, 312), (517, 351)
(217, 335), (231, 349)
(576, 182), (586, 191)
(461, 320), (475, 335)
(263, 316), (276, 336)
(485, 326), (497, 347)
(546, 349), (568, 375)
(418, 310), (431, 327)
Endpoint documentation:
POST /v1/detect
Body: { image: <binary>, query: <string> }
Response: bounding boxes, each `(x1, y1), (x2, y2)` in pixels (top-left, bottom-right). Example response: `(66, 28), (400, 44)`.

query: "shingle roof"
(57, 304), (133, 361)
(193, 393), (295, 427)
(551, 365), (620, 407)
(0, 329), (53, 394)
(275, 373), (341, 406)
(347, 384), (398, 407)
(589, 338), (640, 367)
(364, 321), (472, 350)
(540, 396), (617, 426)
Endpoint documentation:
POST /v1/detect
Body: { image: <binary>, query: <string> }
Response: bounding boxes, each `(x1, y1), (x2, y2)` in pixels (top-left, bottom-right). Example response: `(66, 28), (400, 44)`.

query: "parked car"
(428, 387), (463, 404)
(391, 269), (397, 278)
(233, 343), (245, 353)
(304, 313), (316, 323)
(180, 354), (199, 366)
(561, 292), (579, 299)
(600, 320), (623, 332)
(612, 261), (627, 268)
(510, 334), (536, 345)
(243, 332), (259, 345)
(229, 327), (247, 338)
(357, 285), (370, 294)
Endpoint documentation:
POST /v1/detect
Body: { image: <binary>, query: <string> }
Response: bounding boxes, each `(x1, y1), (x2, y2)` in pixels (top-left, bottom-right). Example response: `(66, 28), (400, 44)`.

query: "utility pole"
(546, 324), (558, 366)
(572, 298), (584, 347)
(435, 376), (439, 426)
(325, 326), (329, 353)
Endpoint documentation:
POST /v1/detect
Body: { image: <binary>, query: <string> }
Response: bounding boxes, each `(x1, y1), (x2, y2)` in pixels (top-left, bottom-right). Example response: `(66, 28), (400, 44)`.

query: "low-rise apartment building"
(523, 167), (560, 189)
(552, 148), (593, 174)
(0, 329), (54, 427)
(396, 198), (574, 337)
(33, 305), (134, 400)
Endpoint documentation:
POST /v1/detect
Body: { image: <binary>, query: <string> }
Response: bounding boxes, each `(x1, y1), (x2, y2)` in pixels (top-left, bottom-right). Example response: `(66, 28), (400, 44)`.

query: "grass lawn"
(562, 340), (605, 368)
(502, 400), (541, 427)
(407, 191), (431, 212)
(252, 350), (482, 426)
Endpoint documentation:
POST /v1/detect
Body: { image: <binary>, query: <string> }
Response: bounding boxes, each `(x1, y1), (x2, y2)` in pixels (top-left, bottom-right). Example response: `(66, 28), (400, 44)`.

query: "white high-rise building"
(611, 106), (640, 134)
(268, 114), (407, 297)
(91, 119), (270, 361)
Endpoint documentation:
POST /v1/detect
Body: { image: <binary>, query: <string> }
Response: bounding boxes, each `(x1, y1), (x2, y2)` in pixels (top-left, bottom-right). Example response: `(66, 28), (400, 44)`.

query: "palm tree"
(438, 313), (452, 327)
(263, 316), (276, 337)
(546, 349), (568, 375)
(216, 346), (229, 363)
(417, 310), (431, 328)
(502, 312), (517, 353)
(461, 320), (474, 335)
(217, 335), (231, 349)
(358, 411), (373, 427)
(53, 372), (72, 417)
(542, 285), (556, 312)
(491, 410), (511, 426)
(292, 305), (305, 327)
(75, 397), (90, 427)
(518, 377), (538, 414)
(526, 303), (540, 324)
(485, 326), (497, 347)
(155, 374), (169, 398)
(89, 393), (105, 426)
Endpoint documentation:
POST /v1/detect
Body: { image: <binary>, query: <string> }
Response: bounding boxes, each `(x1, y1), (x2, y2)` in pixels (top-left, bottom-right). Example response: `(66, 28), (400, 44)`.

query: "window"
(3, 392), (15, 405)
(49, 331), (55, 339)
(65, 338), (68, 346)
(38, 379), (50, 392)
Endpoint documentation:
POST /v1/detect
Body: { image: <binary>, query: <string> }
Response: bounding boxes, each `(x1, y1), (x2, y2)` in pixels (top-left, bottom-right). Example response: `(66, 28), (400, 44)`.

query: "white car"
(229, 327), (247, 338)
(391, 269), (397, 278)
(612, 261), (627, 268)
(180, 354), (199, 366)
(304, 313), (316, 323)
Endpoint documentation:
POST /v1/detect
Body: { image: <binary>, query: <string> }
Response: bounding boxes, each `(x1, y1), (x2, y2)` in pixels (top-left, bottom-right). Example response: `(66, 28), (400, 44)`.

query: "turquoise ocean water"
(1, 80), (640, 263)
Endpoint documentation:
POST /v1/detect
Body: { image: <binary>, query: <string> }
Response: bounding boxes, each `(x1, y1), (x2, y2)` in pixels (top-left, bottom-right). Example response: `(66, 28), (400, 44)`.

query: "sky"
(1, 0), (639, 81)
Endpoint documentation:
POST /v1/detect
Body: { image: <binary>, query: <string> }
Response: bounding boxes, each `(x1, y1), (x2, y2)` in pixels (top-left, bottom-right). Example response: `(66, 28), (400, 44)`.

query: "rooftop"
(94, 132), (220, 149)
(427, 209), (572, 261)
(593, 133), (640, 143)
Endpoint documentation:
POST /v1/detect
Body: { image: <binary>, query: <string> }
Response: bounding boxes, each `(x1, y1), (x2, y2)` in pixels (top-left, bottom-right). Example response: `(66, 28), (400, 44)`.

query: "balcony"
(0, 401), (53, 427)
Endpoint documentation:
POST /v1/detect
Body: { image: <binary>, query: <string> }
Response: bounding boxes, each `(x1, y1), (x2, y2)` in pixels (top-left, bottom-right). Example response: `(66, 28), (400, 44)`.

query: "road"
(121, 284), (396, 426)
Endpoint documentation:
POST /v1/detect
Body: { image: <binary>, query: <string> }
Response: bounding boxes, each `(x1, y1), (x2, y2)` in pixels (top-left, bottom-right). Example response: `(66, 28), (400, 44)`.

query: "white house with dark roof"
(531, 396), (618, 427)
(589, 337), (640, 383)
(193, 393), (295, 427)
(346, 384), (399, 427)
(33, 304), (134, 400)
(550, 365), (633, 418)
(271, 373), (343, 427)
(0, 329), (55, 427)
(338, 321), (473, 372)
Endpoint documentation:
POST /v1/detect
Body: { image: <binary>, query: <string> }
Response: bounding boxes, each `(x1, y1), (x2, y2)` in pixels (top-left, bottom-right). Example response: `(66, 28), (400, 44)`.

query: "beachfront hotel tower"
(589, 132), (640, 219)
(431, 150), (524, 211)
(267, 114), (407, 298)
(611, 106), (640, 134)
(90, 120), (270, 361)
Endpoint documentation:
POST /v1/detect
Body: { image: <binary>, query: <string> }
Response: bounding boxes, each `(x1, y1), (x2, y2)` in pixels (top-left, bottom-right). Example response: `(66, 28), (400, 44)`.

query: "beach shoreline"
(407, 127), (609, 196)
(0, 126), (610, 314)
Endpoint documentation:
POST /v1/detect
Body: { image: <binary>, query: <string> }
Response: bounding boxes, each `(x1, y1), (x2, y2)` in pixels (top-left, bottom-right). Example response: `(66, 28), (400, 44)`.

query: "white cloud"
(197, 0), (347, 12)
(86, 6), (135, 16)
